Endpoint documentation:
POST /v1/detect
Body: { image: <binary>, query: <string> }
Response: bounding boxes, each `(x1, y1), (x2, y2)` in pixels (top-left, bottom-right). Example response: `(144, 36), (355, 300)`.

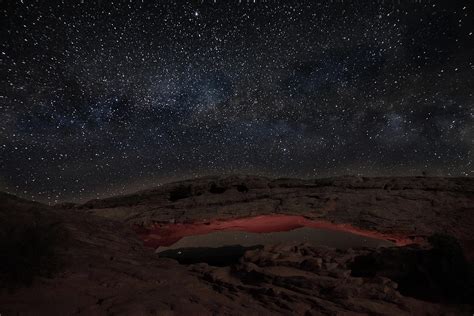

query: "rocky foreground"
(1, 176), (474, 315)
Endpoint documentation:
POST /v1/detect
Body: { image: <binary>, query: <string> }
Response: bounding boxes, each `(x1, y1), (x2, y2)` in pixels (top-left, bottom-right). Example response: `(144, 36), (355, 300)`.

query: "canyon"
(1, 175), (473, 315)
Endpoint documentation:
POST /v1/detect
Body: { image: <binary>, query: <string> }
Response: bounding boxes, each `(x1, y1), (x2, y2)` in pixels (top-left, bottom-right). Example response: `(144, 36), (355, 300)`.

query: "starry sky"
(1, 1), (473, 203)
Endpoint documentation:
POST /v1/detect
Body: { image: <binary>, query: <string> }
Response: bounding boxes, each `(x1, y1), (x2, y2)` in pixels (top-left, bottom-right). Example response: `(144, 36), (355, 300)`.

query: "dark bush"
(209, 183), (226, 194)
(0, 221), (64, 290)
(169, 185), (193, 201)
(236, 184), (249, 193)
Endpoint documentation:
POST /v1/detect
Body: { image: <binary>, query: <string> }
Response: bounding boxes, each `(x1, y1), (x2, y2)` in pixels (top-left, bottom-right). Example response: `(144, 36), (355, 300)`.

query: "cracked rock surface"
(81, 175), (474, 251)
(1, 175), (473, 315)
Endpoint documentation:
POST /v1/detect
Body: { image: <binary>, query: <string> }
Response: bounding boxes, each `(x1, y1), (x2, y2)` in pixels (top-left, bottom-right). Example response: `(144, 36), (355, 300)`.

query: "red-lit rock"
(135, 214), (415, 249)
(1, 175), (473, 315)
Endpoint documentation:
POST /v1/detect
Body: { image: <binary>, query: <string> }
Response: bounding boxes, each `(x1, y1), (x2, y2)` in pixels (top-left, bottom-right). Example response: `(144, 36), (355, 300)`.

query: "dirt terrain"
(1, 176), (473, 315)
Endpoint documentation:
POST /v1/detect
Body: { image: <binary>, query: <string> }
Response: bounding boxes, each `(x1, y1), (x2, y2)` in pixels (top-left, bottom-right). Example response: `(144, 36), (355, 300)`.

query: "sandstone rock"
(1, 176), (473, 315)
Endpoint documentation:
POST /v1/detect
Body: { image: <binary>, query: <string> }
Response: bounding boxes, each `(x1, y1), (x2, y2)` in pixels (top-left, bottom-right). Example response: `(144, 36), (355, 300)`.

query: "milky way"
(1, 1), (473, 202)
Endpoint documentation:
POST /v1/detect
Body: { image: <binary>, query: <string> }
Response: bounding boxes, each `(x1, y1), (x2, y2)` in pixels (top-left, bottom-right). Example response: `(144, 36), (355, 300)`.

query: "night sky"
(1, 1), (473, 203)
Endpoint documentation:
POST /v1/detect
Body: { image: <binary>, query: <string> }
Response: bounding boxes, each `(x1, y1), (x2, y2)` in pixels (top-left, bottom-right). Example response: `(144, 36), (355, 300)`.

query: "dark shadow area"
(350, 234), (474, 304)
(236, 184), (249, 192)
(209, 183), (227, 194)
(169, 185), (193, 201)
(159, 245), (263, 266)
(0, 218), (65, 290)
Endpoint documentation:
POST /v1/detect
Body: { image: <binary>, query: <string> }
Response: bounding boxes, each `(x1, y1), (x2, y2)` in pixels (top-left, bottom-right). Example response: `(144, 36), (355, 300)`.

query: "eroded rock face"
(1, 176), (473, 315)
(0, 192), (248, 315)
(80, 176), (474, 254)
(190, 243), (473, 315)
(350, 234), (474, 304)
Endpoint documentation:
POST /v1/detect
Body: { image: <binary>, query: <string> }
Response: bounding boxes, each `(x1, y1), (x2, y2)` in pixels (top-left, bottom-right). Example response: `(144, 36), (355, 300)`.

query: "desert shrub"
(169, 185), (193, 201)
(236, 184), (249, 193)
(0, 221), (64, 290)
(209, 183), (226, 194)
